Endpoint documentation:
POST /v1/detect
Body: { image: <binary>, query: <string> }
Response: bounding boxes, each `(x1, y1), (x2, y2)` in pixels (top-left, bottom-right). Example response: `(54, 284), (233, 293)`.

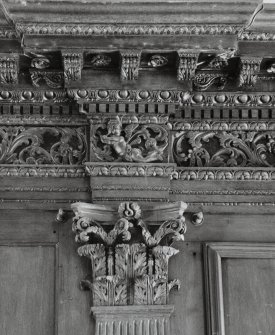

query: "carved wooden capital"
(72, 201), (187, 335)
(0, 53), (19, 85)
(62, 51), (83, 85)
(120, 51), (141, 81)
(177, 52), (199, 81)
(239, 57), (262, 88)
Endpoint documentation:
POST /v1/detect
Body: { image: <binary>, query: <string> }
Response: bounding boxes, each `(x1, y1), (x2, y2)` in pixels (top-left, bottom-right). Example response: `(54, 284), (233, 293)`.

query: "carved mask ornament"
(72, 201), (187, 335)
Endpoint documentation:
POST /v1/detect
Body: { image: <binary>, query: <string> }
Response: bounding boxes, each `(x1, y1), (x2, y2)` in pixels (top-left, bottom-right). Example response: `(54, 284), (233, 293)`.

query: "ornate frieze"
(72, 201), (187, 335)
(90, 116), (169, 163)
(173, 130), (275, 167)
(0, 54), (18, 85)
(177, 53), (199, 81)
(0, 126), (87, 165)
(120, 51), (141, 81)
(62, 52), (83, 85)
(239, 57), (262, 88)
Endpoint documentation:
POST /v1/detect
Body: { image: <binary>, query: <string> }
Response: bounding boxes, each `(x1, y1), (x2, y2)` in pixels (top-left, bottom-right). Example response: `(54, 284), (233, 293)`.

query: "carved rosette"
(72, 201), (187, 335)
(239, 57), (262, 88)
(0, 54), (18, 85)
(177, 52), (198, 81)
(120, 51), (141, 81)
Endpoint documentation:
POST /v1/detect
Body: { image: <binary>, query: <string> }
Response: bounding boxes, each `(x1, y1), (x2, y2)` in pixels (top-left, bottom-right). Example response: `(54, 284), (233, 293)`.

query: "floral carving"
(148, 55), (168, 68)
(72, 201), (187, 307)
(193, 73), (227, 91)
(177, 53), (198, 81)
(173, 130), (275, 167)
(120, 51), (141, 81)
(62, 52), (83, 84)
(31, 57), (51, 69)
(90, 117), (168, 163)
(0, 126), (87, 165)
(30, 70), (64, 88)
(239, 57), (261, 88)
(90, 55), (112, 67)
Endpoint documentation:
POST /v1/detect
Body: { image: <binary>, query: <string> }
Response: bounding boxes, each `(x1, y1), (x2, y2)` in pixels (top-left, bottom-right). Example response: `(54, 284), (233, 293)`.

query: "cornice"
(172, 121), (275, 131)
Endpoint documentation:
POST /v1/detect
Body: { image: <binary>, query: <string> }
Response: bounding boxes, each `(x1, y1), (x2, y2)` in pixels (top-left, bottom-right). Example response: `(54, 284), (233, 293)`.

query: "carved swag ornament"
(72, 201), (187, 335)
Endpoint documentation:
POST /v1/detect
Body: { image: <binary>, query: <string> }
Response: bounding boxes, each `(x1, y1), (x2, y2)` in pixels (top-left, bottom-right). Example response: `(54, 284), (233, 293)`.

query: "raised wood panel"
(222, 258), (275, 335)
(169, 242), (205, 335)
(204, 243), (275, 335)
(0, 244), (57, 335)
(0, 210), (58, 243)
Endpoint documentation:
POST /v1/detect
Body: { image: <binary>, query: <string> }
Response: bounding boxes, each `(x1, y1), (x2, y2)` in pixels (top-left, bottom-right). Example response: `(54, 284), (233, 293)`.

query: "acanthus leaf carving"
(239, 57), (262, 88)
(90, 117), (169, 163)
(173, 130), (275, 167)
(0, 54), (18, 85)
(120, 50), (141, 81)
(0, 126), (87, 165)
(193, 73), (227, 91)
(177, 52), (199, 81)
(62, 52), (83, 85)
(72, 201), (187, 308)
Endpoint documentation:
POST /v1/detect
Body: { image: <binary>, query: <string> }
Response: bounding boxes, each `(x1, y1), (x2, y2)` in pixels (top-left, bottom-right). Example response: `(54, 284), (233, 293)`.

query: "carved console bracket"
(177, 52), (199, 82)
(0, 53), (19, 85)
(120, 51), (141, 81)
(239, 57), (262, 88)
(62, 51), (83, 86)
(72, 201), (187, 335)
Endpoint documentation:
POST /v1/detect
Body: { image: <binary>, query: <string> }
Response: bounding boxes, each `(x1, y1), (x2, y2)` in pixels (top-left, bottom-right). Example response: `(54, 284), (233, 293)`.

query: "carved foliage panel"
(172, 130), (275, 167)
(90, 117), (169, 163)
(0, 126), (87, 165)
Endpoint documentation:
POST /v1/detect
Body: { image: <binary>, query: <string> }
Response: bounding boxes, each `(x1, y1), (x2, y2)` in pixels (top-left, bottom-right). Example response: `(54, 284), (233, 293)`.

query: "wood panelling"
(0, 244), (57, 335)
(204, 243), (275, 335)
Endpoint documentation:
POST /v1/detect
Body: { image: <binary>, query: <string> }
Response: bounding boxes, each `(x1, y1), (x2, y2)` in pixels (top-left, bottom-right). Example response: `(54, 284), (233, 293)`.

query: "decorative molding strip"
(93, 185), (169, 191)
(71, 89), (275, 108)
(239, 31), (275, 41)
(92, 197), (170, 203)
(0, 186), (90, 192)
(0, 115), (87, 126)
(173, 168), (275, 181)
(0, 27), (19, 39)
(85, 163), (177, 178)
(16, 23), (242, 36)
(171, 189), (275, 196)
(90, 115), (169, 125)
(0, 165), (86, 177)
(0, 89), (72, 103)
(172, 121), (275, 131)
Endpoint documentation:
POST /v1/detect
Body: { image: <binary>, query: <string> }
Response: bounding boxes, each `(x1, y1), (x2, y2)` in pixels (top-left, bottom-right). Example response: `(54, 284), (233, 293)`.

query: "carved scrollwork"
(90, 55), (112, 67)
(173, 130), (275, 167)
(0, 126), (87, 165)
(30, 70), (64, 88)
(31, 57), (51, 69)
(72, 201), (187, 307)
(193, 73), (227, 91)
(90, 117), (169, 163)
